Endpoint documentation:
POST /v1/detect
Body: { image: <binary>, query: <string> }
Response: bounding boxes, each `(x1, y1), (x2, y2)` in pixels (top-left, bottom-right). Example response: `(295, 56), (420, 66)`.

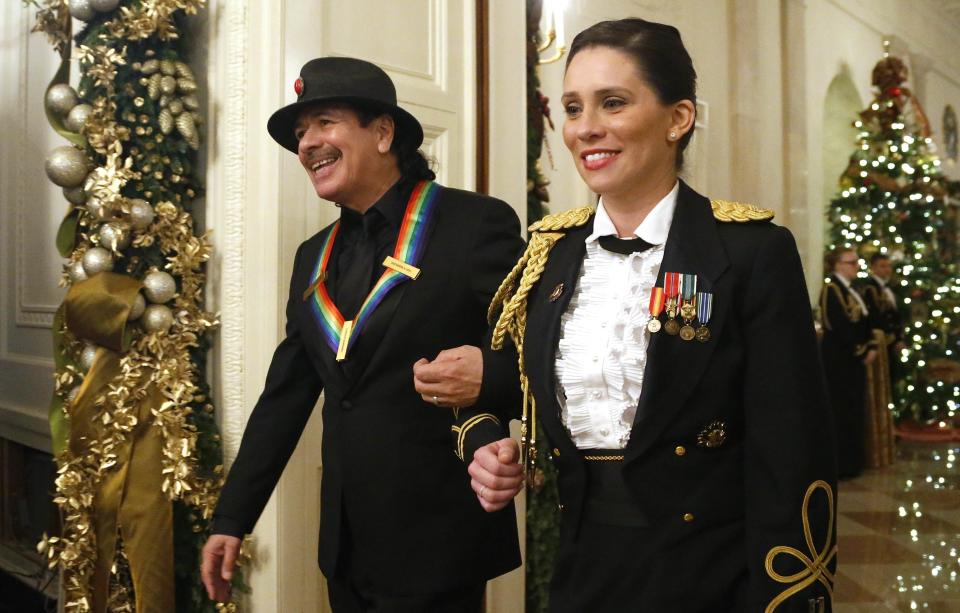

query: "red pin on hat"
(294, 77), (304, 96)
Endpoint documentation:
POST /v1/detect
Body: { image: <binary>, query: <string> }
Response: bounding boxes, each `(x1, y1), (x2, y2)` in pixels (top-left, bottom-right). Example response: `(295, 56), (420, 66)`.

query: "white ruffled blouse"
(555, 183), (679, 449)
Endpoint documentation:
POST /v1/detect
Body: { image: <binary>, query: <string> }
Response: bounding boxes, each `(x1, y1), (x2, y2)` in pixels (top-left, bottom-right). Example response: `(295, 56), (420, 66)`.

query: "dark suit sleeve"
(741, 227), (838, 611)
(211, 243), (324, 537)
(451, 198), (525, 461)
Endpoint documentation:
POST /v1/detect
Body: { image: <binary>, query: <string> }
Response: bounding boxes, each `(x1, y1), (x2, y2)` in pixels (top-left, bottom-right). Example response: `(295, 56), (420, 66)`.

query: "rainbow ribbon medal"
(306, 181), (441, 360)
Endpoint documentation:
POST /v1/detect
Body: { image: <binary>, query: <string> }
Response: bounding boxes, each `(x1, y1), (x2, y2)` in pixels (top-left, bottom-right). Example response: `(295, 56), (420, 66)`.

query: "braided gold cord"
(710, 199), (775, 222)
(527, 205), (594, 233)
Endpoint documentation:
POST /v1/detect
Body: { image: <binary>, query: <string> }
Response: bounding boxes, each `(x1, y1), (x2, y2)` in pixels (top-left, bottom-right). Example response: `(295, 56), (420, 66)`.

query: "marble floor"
(834, 441), (960, 612)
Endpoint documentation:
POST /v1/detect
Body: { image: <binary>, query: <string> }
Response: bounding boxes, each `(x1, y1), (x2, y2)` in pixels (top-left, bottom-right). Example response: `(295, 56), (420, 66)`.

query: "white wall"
(0, 0), (68, 453)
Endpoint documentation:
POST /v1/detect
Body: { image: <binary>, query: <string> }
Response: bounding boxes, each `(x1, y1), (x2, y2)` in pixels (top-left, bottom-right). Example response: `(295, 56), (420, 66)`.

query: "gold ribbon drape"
(864, 329), (895, 468)
(59, 272), (175, 613)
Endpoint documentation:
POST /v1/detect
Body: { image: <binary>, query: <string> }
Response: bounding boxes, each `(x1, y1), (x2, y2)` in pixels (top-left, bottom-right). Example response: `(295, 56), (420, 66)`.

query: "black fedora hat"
(267, 57), (424, 153)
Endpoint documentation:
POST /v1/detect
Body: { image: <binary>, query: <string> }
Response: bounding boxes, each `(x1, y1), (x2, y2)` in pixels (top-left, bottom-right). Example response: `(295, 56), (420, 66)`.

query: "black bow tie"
(597, 234), (654, 255)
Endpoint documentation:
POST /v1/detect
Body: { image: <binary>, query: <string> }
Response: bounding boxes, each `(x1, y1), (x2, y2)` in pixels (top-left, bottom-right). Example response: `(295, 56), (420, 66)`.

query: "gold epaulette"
(711, 200), (775, 223)
(527, 206), (594, 233)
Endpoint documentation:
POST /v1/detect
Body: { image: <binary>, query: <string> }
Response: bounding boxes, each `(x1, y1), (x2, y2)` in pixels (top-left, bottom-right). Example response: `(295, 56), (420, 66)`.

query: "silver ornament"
(86, 197), (111, 221)
(46, 84), (79, 117)
(98, 222), (130, 251)
(143, 270), (176, 304)
(142, 304), (174, 333)
(128, 292), (146, 321)
(66, 387), (81, 404)
(81, 247), (114, 276)
(64, 103), (93, 133)
(128, 199), (155, 230)
(67, 260), (88, 283)
(90, 0), (120, 11)
(45, 146), (88, 187)
(63, 186), (87, 205)
(79, 343), (98, 371)
(69, 0), (95, 21)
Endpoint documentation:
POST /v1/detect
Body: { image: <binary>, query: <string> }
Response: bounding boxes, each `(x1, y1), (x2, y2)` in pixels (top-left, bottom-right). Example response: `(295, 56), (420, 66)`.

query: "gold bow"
(764, 480), (837, 612)
(57, 273), (174, 613)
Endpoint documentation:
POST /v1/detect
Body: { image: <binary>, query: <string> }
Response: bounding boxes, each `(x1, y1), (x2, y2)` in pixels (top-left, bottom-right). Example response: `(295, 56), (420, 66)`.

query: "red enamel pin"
(294, 77), (304, 96)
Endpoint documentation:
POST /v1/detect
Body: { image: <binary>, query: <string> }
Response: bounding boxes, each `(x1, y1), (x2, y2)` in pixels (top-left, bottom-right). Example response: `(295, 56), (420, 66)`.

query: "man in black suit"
(821, 248), (876, 479)
(859, 253), (904, 380)
(200, 57), (523, 612)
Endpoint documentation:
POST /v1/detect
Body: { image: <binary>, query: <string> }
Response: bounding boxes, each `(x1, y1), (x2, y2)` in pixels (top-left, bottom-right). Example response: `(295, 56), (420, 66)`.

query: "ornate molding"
(208, 0), (250, 463)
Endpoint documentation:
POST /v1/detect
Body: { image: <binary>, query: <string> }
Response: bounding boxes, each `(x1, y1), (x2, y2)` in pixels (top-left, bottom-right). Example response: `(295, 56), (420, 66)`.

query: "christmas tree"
(826, 46), (960, 425)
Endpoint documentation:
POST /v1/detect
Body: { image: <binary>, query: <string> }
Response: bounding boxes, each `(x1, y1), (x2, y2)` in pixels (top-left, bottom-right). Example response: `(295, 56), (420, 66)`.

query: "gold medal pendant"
(695, 325), (711, 342)
(679, 324), (696, 341)
(680, 303), (696, 320)
(664, 318), (681, 335)
(647, 318), (662, 333)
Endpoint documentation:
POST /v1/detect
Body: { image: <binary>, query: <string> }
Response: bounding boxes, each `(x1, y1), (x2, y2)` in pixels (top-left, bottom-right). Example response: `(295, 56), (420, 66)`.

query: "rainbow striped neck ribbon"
(305, 181), (442, 361)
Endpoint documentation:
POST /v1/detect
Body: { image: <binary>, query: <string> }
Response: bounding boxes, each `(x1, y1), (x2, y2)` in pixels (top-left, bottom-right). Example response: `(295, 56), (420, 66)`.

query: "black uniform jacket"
(858, 275), (903, 346)
(462, 181), (839, 611)
(820, 275), (874, 360)
(212, 184), (524, 593)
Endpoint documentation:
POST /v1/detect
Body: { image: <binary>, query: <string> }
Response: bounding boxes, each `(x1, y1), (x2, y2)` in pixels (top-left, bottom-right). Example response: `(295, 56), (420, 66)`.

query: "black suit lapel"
(625, 182), (731, 462)
(524, 219), (593, 444)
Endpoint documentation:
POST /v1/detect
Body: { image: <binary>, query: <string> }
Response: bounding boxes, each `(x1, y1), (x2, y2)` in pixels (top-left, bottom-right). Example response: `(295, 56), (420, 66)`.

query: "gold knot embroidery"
(764, 480), (836, 612)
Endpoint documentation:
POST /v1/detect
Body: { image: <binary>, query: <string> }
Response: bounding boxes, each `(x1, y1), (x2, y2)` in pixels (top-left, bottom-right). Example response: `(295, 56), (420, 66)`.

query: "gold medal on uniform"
(695, 290), (713, 342)
(647, 286), (665, 333)
(663, 272), (681, 335)
(679, 273), (697, 341)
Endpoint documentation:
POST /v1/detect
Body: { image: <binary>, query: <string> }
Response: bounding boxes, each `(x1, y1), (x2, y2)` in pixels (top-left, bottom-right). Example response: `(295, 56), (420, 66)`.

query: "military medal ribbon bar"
(307, 180), (441, 360)
(647, 286), (665, 333)
(696, 291), (713, 342)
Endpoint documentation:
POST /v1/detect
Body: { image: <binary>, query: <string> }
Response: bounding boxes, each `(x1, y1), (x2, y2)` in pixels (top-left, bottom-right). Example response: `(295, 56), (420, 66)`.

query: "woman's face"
(561, 46), (689, 201)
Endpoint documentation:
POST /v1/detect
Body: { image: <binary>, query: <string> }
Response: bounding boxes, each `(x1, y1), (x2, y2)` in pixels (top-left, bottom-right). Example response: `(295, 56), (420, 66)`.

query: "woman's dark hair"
(354, 103), (436, 185)
(566, 18), (697, 170)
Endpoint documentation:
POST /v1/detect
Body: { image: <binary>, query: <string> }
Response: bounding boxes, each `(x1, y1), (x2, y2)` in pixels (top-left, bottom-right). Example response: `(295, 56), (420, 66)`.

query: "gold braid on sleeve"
(486, 206), (593, 482)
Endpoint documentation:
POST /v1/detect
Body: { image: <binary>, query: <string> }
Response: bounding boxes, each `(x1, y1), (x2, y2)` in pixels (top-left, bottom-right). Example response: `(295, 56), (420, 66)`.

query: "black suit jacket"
(212, 184), (524, 592)
(465, 181), (838, 611)
(858, 275), (903, 346)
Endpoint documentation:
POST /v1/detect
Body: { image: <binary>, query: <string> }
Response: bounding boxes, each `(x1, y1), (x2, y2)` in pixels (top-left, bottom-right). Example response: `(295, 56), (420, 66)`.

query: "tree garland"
(26, 1), (247, 611)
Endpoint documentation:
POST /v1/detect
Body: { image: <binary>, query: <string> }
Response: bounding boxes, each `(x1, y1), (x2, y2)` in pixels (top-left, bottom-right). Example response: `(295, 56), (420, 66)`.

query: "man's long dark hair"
(355, 103), (436, 187)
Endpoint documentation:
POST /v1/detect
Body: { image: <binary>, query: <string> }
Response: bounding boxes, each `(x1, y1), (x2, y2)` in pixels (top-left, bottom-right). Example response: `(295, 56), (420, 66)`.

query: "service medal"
(696, 291), (714, 344)
(663, 272), (681, 335)
(647, 286), (666, 334)
(680, 303), (696, 320)
(680, 324), (696, 341)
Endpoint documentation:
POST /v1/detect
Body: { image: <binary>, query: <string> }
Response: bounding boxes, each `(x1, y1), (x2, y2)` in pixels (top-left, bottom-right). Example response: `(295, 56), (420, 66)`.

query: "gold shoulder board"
(711, 200), (775, 223)
(528, 205), (595, 233)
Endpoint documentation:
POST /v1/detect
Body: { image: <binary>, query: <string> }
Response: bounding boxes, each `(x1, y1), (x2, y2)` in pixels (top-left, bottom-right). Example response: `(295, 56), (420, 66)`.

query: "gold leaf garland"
(28, 1), (246, 611)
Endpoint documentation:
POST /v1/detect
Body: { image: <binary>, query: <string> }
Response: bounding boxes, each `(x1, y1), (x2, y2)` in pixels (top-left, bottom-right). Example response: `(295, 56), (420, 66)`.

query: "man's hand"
(413, 345), (482, 408)
(201, 534), (241, 603)
(863, 349), (878, 366)
(468, 438), (523, 512)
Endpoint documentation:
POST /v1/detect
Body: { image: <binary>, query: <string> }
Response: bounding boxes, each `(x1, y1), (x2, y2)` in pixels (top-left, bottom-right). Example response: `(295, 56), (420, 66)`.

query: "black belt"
(580, 449), (649, 528)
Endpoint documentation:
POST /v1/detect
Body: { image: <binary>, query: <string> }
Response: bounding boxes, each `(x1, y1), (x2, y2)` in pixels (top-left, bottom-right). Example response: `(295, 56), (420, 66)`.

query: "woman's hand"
(413, 345), (482, 407)
(469, 438), (524, 512)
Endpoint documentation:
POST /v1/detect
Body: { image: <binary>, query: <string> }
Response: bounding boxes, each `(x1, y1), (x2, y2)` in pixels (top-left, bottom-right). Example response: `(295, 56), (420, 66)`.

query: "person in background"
(416, 18), (837, 612)
(859, 253), (904, 380)
(821, 247), (876, 480)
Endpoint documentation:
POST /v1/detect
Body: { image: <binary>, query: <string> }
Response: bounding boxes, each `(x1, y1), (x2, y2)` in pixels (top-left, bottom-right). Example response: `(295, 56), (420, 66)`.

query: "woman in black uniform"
(417, 18), (838, 612)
